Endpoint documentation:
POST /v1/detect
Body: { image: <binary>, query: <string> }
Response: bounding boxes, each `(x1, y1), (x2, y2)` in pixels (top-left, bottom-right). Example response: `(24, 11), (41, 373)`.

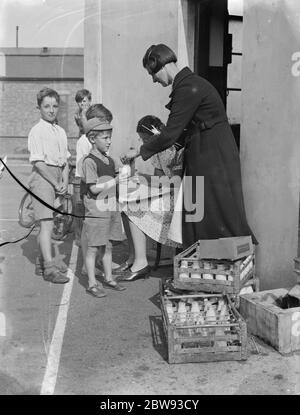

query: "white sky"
(228, 0), (243, 16)
(0, 0), (84, 48)
(0, 0), (243, 48)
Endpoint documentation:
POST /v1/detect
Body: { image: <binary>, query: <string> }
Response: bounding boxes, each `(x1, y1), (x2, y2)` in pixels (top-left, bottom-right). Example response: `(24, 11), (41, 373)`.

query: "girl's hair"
(75, 89), (92, 103)
(142, 44), (177, 74)
(136, 115), (164, 135)
(37, 87), (60, 107)
(86, 103), (113, 123)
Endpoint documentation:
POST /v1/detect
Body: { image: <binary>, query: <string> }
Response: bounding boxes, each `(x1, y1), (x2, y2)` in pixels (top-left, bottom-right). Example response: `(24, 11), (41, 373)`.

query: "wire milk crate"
(173, 240), (256, 296)
(160, 280), (248, 364)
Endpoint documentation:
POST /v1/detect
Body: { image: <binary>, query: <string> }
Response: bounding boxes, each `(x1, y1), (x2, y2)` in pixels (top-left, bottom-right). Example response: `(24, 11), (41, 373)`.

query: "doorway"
(194, 0), (242, 148)
(194, 0), (230, 104)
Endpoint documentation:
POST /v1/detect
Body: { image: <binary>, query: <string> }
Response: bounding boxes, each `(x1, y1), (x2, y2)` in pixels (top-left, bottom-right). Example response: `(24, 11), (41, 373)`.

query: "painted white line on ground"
(0, 312), (6, 336)
(40, 242), (78, 395)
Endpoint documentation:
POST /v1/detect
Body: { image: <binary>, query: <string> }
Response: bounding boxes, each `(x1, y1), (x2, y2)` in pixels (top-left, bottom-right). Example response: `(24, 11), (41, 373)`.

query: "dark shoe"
(117, 265), (151, 282)
(43, 261), (70, 284)
(103, 280), (126, 291)
(54, 256), (68, 273)
(36, 255), (68, 275)
(86, 284), (106, 298)
(113, 261), (133, 274)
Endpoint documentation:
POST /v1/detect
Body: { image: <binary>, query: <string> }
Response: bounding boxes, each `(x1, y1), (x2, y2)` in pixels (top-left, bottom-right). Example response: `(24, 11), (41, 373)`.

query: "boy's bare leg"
(38, 219), (54, 262)
(105, 241), (120, 270)
(81, 230), (104, 276)
(101, 245), (112, 281)
(80, 226), (88, 271)
(85, 246), (101, 288)
(102, 244), (126, 290)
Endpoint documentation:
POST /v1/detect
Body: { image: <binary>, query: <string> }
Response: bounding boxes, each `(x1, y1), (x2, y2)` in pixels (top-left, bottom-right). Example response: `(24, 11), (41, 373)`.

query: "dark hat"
(84, 117), (113, 134)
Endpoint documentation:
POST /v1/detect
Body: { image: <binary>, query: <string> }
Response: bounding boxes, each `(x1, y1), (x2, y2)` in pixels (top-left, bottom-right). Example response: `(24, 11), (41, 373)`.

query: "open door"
(194, 0), (245, 149)
(194, 0), (231, 105)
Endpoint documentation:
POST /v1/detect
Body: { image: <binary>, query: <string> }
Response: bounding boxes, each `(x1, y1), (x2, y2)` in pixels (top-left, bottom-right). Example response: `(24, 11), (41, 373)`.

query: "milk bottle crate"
(174, 241), (256, 296)
(160, 280), (248, 363)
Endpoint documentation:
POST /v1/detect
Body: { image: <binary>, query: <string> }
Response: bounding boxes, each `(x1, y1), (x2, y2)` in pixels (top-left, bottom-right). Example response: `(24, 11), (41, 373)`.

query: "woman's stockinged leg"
(128, 219), (148, 272)
(121, 213), (135, 264)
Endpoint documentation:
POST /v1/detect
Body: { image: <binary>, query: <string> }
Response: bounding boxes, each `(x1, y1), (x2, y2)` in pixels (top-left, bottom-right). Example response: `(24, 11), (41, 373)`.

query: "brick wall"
(0, 80), (84, 138)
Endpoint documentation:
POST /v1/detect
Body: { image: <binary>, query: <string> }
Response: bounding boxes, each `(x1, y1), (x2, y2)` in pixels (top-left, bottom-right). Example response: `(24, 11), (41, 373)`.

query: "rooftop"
(0, 47), (83, 56)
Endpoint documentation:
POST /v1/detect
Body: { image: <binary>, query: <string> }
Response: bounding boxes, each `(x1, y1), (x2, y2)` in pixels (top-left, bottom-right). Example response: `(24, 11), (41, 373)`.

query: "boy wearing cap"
(74, 104), (113, 247)
(81, 118), (126, 297)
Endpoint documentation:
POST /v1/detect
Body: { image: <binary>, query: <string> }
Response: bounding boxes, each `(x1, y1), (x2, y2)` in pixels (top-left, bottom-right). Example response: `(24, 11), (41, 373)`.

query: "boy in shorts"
(81, 118), (126, 297)
(76, 104), (124, 276)
(28, 87), (70, 284)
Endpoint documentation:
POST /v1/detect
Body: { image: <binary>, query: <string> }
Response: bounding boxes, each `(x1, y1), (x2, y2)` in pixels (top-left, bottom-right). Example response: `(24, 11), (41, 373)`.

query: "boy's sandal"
(103, 280), (126, 291)
(86, 284), (106, 298)
(43, 267), (70, 284)
(54, 257), (68, 273)
(36, 256), (68, 275)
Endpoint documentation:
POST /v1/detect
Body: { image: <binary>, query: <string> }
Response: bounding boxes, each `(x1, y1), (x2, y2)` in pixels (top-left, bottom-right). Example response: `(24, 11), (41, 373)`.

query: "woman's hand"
(120, 148), (140, 165)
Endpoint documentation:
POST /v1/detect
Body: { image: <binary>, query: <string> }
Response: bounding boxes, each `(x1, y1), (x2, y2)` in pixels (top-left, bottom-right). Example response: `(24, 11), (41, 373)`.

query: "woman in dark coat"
(122, 44), (257, 249)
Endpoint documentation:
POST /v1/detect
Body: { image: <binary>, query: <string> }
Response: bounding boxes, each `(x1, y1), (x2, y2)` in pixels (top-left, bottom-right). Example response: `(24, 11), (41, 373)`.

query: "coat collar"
(169, 66), (193, 97)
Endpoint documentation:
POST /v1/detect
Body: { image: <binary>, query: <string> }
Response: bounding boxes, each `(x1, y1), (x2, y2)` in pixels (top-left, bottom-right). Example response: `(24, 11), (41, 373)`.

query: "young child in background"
(81, 117), (126, 297)
(28, 87), (70, 284)
(74, 89), (92, 138)
(73, 89), (92, 245)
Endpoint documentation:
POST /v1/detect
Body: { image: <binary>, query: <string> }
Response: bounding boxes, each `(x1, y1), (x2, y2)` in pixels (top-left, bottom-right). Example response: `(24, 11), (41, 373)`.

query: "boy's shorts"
(28, 167), (62, 221)
(82, 212), (124, 247)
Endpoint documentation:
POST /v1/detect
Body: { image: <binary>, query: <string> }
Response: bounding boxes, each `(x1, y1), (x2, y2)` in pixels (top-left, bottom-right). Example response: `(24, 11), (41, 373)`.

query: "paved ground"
(0, 159), (299, 396)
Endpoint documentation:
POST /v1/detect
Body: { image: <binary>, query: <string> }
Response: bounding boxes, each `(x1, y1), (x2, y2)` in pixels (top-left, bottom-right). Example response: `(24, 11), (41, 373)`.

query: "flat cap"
(84, 117), (113, 134)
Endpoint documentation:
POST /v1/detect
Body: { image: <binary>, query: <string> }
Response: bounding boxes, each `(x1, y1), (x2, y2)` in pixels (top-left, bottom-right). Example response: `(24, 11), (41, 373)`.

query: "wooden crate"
(173, 241), (255, 295)
(160, 280), (248, 364)
(239, 288), (300, 354)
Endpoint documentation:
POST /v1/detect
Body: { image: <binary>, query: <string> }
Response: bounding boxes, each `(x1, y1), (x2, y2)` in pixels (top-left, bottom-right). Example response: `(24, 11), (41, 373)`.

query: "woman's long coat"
(140, 67), (257, 249)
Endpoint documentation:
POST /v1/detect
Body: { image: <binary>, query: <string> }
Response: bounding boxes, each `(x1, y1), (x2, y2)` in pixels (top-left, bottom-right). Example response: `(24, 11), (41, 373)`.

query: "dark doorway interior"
(194, 0), (241, 149)
(194, 0), (230, 105)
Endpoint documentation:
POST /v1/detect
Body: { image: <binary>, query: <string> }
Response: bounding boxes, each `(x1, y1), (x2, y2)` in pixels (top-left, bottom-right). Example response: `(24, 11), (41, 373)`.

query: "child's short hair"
(136, 115), (164, 135)
(86, 103), (113, 123)
(37, 87), (60, 107)
(87, 130), (110, 142)
(75, 89), (92, 103)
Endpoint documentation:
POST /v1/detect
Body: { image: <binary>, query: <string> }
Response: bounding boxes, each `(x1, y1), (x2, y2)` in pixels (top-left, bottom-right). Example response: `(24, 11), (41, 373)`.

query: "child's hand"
(81, 102), (90, 114)
(55, 182), (67, 195)
(116, 174), (129, 185)
(120, 149), (139, 164)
